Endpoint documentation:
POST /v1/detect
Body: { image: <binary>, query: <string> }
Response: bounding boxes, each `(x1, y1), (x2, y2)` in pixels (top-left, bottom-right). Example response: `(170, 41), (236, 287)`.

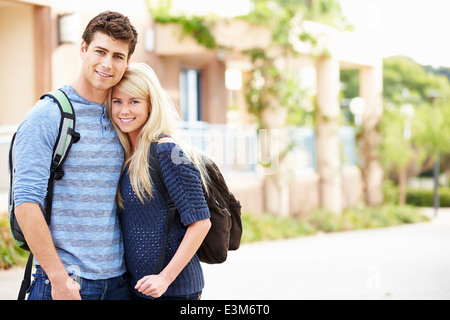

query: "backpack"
(148, 136), (242, 271)
(8, 89), (80, 299)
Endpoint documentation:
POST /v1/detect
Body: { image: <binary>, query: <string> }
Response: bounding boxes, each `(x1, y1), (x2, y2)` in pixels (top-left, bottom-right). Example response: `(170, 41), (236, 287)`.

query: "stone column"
(261, 107), (290, 216)
(359, 63), (384, 206)
(316, 57), (342, 214)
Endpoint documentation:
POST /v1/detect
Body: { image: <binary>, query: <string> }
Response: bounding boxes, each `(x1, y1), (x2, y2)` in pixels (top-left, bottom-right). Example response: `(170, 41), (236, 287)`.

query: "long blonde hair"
(106, 63), (209, 207)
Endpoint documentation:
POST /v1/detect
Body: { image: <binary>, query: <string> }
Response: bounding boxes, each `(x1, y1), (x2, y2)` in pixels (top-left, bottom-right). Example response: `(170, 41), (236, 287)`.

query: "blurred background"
(1, 0), (450, 268)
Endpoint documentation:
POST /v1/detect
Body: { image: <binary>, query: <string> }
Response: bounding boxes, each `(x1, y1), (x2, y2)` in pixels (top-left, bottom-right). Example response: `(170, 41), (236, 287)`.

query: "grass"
(0, 205), (430, 269)
(241, 204), (430, 244)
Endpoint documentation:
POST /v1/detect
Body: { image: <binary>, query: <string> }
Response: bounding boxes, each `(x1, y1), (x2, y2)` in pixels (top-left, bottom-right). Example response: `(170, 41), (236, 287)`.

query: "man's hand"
(50, 275), (82, 300)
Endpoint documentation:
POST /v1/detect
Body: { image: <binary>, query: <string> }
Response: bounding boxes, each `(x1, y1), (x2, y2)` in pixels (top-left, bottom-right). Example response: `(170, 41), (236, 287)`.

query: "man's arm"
(13, 97), (82, 299)
(15, 202), (81, 300)
(15, 202), (81, 299)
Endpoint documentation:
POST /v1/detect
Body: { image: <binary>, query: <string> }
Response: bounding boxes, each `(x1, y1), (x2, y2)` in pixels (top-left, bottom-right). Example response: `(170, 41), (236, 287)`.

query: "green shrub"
(383, 179), (399, 205)
(241, 204), (429, 244)
(308, 209), (348, 232)
(343, 204), (428, 229)
(406, 188), (450, 207)
(0, 214), (28, 269)
(241, 213), (315, 243)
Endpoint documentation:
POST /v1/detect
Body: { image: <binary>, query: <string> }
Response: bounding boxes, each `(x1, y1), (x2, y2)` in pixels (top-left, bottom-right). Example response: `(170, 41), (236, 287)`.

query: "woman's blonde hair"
(106, 62), (209, 207)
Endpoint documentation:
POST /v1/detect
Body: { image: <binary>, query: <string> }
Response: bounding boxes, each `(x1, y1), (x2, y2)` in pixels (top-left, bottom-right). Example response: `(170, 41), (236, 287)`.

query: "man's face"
(80, 32), (130, 94)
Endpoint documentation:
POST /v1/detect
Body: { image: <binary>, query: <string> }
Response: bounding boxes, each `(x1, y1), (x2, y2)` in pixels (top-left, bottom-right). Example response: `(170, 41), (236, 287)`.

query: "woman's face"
(111, 87), (150, 142)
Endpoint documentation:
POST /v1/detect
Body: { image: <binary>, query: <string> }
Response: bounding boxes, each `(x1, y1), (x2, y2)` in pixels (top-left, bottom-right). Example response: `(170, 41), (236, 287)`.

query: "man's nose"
(102, 55), (113, 69)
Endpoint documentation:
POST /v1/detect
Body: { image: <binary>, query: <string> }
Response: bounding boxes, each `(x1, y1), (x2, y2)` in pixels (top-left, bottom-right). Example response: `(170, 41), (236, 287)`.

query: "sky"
(338, 0), (450, 67)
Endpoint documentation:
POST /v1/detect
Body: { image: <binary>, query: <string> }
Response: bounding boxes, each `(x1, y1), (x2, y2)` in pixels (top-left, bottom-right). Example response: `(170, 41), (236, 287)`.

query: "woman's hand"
(135, 219), (211, 298)
(135, 274), (171, 298)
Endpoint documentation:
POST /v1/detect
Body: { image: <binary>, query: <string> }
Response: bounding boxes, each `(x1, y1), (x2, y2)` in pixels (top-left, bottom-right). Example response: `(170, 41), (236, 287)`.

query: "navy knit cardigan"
(119, 142), (210, 298)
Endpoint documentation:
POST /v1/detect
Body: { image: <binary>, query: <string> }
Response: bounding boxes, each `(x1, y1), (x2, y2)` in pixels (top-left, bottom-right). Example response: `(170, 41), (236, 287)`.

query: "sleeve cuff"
(180, 206), (211, 227)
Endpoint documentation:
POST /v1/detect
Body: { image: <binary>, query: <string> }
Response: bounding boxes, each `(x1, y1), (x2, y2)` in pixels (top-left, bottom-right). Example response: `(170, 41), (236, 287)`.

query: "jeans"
(27, 266), (131, 300)
(130, 290), (202, 300)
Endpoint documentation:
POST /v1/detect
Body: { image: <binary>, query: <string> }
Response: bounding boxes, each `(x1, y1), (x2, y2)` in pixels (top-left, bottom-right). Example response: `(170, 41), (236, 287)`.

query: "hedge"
(406, 188), (450, 207)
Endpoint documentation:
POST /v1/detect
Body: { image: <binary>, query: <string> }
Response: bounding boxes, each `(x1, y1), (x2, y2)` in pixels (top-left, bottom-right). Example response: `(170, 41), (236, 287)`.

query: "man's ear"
(80, 40), (88, 58)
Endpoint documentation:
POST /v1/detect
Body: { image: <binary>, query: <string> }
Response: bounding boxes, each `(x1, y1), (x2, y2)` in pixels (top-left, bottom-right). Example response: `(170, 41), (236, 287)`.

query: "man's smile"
(96, 70), (113, 78)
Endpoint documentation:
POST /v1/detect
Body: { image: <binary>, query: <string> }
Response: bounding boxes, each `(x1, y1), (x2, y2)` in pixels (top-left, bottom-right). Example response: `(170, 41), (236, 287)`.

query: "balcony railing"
(180, 121), (357, 174)
(181, 122), (259, 174)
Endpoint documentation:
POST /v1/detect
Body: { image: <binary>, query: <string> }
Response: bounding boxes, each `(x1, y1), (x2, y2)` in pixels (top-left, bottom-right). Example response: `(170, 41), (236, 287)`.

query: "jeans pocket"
(27, 276), (52, 300)
(25, 278), (36, 295)
(118, 272), (130, 286)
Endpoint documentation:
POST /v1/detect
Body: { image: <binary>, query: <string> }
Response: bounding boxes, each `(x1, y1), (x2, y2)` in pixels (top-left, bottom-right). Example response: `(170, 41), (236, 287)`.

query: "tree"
(381, 56), (450, 204)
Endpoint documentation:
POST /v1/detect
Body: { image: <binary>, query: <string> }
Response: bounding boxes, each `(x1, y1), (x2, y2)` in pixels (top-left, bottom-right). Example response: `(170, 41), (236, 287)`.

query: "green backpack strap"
(39, 89), (80, 223)
(41, 89), (80, 178)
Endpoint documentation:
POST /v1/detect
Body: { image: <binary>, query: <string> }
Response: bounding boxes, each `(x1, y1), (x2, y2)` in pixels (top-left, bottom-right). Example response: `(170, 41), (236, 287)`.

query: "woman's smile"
(119, 117), (136, 123)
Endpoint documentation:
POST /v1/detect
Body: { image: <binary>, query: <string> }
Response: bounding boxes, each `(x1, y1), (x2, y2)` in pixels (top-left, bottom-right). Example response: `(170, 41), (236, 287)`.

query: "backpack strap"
(148, 135), (177, 274)
(17, 253), (34, 300)
(40, 89), (80, 225)
(41, 89), (80, 180)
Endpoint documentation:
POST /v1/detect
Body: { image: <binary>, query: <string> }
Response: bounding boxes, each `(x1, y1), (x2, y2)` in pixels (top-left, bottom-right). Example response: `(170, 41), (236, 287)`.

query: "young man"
(13, 11), (138, 300)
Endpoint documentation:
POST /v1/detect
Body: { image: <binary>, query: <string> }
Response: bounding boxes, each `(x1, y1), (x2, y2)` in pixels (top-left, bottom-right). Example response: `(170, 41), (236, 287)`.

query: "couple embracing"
(13, 11), (211, 300)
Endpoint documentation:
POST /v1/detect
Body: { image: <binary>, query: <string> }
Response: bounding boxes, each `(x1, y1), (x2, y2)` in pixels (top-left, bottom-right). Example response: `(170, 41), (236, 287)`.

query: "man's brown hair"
(82, 11), (138, 59)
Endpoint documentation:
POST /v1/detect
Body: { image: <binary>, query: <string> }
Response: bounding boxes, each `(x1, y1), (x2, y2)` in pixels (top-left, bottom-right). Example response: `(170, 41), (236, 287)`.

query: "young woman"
(106, 63), (211, 300)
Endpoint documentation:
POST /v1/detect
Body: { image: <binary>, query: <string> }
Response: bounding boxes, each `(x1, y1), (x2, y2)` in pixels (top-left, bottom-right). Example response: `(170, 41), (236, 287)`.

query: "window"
(179, 69), (202, 122)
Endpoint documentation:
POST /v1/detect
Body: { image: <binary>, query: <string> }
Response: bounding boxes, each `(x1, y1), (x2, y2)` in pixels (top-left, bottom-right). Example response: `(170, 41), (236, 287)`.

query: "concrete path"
(201, 208), (450, 300)
(1, 208), (449, 300)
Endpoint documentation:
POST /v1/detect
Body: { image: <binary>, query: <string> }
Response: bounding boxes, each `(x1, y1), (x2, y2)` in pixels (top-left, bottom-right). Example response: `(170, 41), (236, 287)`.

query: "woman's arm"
(134, 218), (211, 298)
(135, 138), (211, 298)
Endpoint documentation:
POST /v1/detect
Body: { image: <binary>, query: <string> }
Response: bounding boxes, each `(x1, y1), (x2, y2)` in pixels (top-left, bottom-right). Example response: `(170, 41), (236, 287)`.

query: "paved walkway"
(1, 208), (449, 300)
(202, 208), (450, 300)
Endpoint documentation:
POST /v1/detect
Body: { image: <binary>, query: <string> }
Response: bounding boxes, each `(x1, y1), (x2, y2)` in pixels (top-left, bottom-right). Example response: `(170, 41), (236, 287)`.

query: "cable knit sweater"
(119, 142), (210, 298)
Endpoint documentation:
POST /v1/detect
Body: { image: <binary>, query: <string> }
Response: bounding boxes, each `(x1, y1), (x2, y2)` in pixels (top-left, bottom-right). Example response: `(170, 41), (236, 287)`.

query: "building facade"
(0, 0), (383, 216)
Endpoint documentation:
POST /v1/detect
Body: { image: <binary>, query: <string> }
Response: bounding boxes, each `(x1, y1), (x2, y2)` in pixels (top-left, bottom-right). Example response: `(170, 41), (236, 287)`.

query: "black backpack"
(8, 89), (80, 299)
(148, 136), (242, 273)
